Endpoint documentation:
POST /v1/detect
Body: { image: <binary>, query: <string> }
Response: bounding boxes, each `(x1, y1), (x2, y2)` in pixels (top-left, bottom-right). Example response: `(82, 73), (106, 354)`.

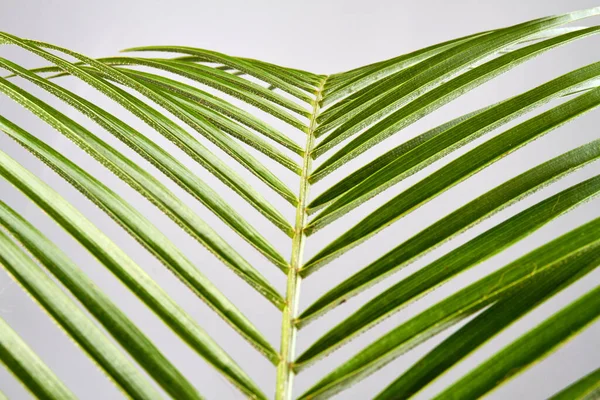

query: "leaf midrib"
(275, 76), (329, 400)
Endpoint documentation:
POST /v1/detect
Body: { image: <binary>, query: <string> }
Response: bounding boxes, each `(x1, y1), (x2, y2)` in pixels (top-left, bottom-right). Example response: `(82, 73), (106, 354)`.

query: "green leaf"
(298, 217), (600, 399)
(90, 57), (311, 128)
(0, 315), (76, 400)
(114, 67), (307, 151)
(374, 241), (600, 399)
(22, 61), (311, 135)
(318, 30), (492, 109)
(59, 56), (297, 206)
(120, 45), (315, 103)
(108, 57), (309, 114)
(310, 10), (599, 147)
(295, 169), (600, 360)
(1, 9), (599, 399)
(310, 26), (600, 178)
(302, 86), (600, 273)
(0, 201), (219, 398)
(0, 32), (298, 210)
(308, 61), (600, 214)
(161, 87), (301, 174)
(549, 368), (600, 399)
(236, 56), (324, 89)
(433, 282), (600, 400)
(35, 58), (305, 173)
(0, 229), (176, 400)
(0, 116), (278, 363)
(321, 9), (599, 140)
(320, 27), (584, 110)
(27, 60), (307, 153)
(0, 77), (285, 304)
(0, 58), (292, 265)
(0, 150), (266, 399)
(309, 107), (487, 213)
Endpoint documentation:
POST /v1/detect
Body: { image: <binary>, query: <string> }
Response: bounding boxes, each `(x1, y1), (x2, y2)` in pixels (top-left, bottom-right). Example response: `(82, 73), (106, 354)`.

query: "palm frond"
(299, 217), (600, 399)
(296, 164), (600, 354)
(549, 367), (600, 399)
(0, 226), (180, 399)
(0, 315), (77, 400)
(0, 201), (206, 399)
(303, 87), (600, 271)
(432, 276), (600, 400)
(1, 7), (599, 399)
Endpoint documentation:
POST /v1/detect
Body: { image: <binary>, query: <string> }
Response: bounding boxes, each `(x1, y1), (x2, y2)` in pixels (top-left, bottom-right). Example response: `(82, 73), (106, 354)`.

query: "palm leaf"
(0, 315), (77, 400)
(306, 63), (600, 230)
(375, 243), (600, 399)
(303, 86), (600, 270)
(299, 218), (600, 399)
(310, 26), (600, 163)
(0, 227), (179, 399)
(0, 201), (205, 399)
(0, 116), (278, 362)
(1, 7), (599, 399)
(549, 368), (600, 399)
(433, 278), (600, 400)
(0, 149), (265, 398)
(295, 164), (600, 354)
(26, 62), (307, 155)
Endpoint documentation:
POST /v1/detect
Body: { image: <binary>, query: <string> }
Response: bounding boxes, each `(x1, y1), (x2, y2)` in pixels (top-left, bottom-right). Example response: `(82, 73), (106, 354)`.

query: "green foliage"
(0, 7), (599, 400)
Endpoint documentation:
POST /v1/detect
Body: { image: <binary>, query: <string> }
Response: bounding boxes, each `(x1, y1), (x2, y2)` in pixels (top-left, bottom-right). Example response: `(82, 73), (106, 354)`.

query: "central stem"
(276, 77), (327, 400)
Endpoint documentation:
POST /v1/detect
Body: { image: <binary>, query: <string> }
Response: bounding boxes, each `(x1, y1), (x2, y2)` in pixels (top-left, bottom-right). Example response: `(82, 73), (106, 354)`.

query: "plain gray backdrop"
(0, 0), (599, 399)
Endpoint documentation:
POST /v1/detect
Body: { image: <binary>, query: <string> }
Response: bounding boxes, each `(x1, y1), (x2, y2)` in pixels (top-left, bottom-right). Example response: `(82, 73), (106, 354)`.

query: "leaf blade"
(295, 169), (600, 363)
(0, 76), (285, 305)
(0, 201), (221, 399)
(549, 368), (600, 399)
(303, 86), (600, 274)
(433, 283), (600, 400)
(0, 32), (297, 218)
(0, 116), (279, 363)
(0, 58), (291, 265)
(298, 217), (600, 399)
(0, 316), (77, 400)
(0, 229), (178, 400)
(0, 150), (266, 399)
(121, 45), (314, 103)
(311, 26), (600, 179)
(374, 244), (600, 399)
(311, 9), (599, 158)
(308, 61), (600, 215)
(93, 57), (311, 130)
